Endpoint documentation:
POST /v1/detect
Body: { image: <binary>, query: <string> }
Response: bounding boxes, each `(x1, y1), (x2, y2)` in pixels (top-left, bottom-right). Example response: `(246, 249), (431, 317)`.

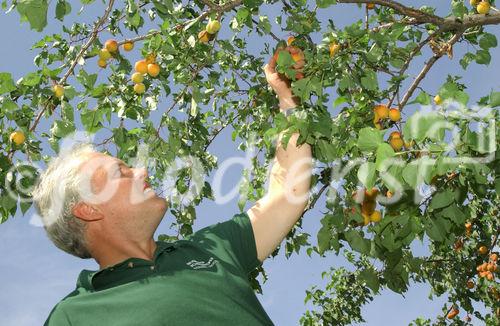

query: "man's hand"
(263, 46), (305, 111)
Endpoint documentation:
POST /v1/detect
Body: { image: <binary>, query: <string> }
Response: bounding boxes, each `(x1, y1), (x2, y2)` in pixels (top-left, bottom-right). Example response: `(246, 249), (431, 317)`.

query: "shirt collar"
(76, 241), (178, 291)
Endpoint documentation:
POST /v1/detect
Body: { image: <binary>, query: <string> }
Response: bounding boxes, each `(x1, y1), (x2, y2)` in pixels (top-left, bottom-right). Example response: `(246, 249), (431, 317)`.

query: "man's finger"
(268, 51), (278, 71)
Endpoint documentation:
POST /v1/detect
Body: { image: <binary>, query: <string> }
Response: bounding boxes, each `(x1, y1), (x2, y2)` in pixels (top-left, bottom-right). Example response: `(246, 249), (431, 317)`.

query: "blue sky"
(0, 1), (499, 325)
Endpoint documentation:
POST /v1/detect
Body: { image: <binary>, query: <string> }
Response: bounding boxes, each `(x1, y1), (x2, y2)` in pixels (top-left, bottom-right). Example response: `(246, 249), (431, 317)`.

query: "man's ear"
(72, 202), (104, 222)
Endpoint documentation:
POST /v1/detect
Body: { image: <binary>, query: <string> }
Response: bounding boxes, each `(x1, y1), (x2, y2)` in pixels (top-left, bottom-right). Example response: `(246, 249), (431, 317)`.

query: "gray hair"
(32, 142), (99, 259)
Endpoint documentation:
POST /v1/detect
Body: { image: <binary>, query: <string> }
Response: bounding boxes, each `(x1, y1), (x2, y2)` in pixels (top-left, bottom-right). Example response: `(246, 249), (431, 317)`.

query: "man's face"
(77, 152), (168, 236)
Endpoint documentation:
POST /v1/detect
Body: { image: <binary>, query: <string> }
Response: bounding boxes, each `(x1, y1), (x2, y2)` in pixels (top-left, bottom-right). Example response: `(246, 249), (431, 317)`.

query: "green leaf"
(16, 0), (49, 32)
(489, 91), (500, 107)
(317, 225), (332, 254)
(475, 49), (491, 65)
(357, 127), (384, 152)
(459, 52), (476, 70)
(358, 162), (376, 189)
(315, 0), (336, 8)
(440, 204), (466, 226)
(409, 91), (431, 105)
(429, 189), (454, 210)
(359, 268), (380, 293)
(360, 71), (378, 91)
(50, 119), (75, 138)
(375, 143), (395, 171)
(451, 0), (467, 18)
(424, 217), (447, 242)
(55, 0), (71, 21)
(0, 72), (16, 94)
(344, 230), (370, 254)
(20, 72), (41, 86)
(479, 33), (497, 50)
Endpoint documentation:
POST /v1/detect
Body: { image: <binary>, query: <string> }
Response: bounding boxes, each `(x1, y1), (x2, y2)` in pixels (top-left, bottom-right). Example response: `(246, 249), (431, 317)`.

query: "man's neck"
(92, 238), (158, 270)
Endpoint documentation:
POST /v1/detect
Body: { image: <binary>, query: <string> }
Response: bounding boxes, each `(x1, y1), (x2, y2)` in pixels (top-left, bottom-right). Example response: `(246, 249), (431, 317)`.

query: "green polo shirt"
(44, 212), (274, 325)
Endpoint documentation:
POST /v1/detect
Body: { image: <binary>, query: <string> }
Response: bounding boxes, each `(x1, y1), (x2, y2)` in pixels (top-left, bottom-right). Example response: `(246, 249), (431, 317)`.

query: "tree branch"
(337, 0), (444, 26)
(399, 31), (464, 111)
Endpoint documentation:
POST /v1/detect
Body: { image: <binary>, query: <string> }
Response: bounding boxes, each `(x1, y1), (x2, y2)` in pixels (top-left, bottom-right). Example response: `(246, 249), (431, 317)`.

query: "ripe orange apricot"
(490, 253), (498, 262)
(388, 108), (401, 122)
(147, 63), (160, 77)
(477, 1), (491, 14)
(9, 130), (26, 145)
(389, 136), (404, 151)
(105, 39), (118, 53)
(123, 42), (134, 51)
(135, 60), (148, 74)
(367, 3), (375, 10)
(374, 104), (389, 119)
(287, 36), (295, 46)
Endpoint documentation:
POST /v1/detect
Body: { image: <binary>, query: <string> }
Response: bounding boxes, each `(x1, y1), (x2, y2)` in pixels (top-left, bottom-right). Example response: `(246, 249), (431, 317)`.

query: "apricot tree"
(1, 0), (499, 324)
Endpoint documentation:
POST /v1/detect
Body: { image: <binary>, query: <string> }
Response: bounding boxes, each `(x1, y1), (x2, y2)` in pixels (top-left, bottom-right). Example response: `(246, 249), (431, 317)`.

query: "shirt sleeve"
(187, 212), (261, 275)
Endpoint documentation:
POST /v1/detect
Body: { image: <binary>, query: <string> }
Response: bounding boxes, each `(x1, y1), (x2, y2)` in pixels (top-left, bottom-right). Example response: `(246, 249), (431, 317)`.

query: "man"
(35, 48), (312, 325)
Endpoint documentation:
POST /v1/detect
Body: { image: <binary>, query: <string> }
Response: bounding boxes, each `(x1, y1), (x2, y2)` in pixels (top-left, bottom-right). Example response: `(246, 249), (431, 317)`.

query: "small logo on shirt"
(186, 257), (218, 270)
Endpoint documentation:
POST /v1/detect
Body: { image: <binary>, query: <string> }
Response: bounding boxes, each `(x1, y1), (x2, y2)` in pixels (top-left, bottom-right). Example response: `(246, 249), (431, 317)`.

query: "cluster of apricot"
(476, 250), (498, 281)
(97, 39), (134, 69)
(198, 19), (221, 43)
(352, 187), (382, 226)
(373, 104), (401, 128)
(131, 53), (160, 94)
(470, 0), (492, 14)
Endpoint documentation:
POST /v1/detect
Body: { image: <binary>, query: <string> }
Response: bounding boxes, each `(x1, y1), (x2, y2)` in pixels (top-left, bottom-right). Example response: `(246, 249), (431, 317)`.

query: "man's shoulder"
(44, 289), (81, 325)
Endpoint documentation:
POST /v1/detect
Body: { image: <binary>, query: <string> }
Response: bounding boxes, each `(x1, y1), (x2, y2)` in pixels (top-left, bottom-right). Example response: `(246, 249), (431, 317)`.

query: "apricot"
(123, 42), (134, 51)
(147, 63), (160, 77)
(135, 60), (148, 74)
(97, 58), (107, 68)
(105, 39), (118, 53)
(131, 72), (144, 84)
(53, 84), (64, 98)
(134, 83), (146, 94)
(9, 131), (25, 145)
(388, 108), (401, 122)
(477, 1), (491, 14)
(374, 104), (389, 119)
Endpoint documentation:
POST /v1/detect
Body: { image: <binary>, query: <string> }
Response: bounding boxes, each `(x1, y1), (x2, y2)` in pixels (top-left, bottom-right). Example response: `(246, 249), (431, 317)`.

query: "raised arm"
(246, 48), (313, 262)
